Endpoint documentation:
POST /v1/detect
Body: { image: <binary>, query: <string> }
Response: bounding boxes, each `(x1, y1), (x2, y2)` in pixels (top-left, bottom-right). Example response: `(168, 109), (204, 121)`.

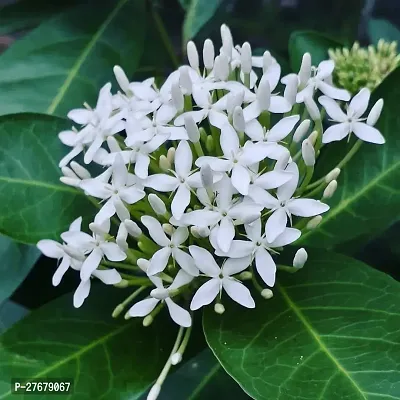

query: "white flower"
(37, 217), (85, 286)
(145, 140), (203, 219)
(319, 89), (385, 144)
(61, 218), (126, 281)
(263, 163), (330, 242)
(141, 216), (199, 276)
(129, 271), (193, 327)
(189, 246), (254, 310)
(80, 155), (145, 223)
(196, 124), (282, 195)
(295, 59), (350, 102)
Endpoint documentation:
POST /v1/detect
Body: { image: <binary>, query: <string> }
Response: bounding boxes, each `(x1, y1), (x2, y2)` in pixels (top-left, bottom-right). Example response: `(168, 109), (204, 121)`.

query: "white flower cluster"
(37, 24), (385, 329)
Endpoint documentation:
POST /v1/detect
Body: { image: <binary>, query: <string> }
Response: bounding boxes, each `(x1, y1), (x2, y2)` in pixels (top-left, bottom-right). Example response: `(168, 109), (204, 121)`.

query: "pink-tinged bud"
(203, 39), (215, 70)
(187, 40), (199, 70)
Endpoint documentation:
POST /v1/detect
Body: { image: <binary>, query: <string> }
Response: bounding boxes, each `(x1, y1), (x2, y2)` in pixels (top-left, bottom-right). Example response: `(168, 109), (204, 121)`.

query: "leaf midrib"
(277, 283), (367, 399)
(299, 157), (400, 243)
(46, 0), (129, 114)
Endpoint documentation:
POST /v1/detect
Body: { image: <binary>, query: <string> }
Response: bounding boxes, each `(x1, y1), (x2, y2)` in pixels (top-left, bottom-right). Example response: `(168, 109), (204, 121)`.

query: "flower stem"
(112, 286), (147, 318)
(103, 260), (140, 271)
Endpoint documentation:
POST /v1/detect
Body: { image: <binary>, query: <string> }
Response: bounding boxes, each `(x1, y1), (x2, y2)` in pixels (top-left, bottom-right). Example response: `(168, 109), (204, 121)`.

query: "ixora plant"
(34, 24), (388, 399)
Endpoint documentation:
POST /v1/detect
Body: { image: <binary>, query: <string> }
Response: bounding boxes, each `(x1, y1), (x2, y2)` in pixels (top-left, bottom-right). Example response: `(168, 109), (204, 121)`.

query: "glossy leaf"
(0, 236), (40, 304)
(183, 0), (223, 44)
(368, 18), (400, 46)
(0, 301), (29, 334)
(298, 68), (400, 247)
(0, 285), (177, 399)
(0, 0), (146, 116)
(289, 31), (342, 72)
(204, 249), (400, 400)
(0, 113), (96, 244)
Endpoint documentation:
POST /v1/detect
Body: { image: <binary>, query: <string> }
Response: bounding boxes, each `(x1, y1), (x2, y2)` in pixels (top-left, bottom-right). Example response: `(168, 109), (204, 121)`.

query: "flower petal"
(147, 247), (171, 275)
(92, 268), (122, 284)
(171, 184), (191, 220)
(190, 278), (220, 310)
(268, 96), (291, 113)
(352, 122), (385, 144)
(265, 208), (287, 242)
(287, 199), (330, 217)
(277, 162), (299, 201)
(318, 95), (347, 122)
(255, 170), (292, 189)
(100, 242), (126, 262)
(169, 269), (195, 290)
(267, 115), (300, 142)
(52, 256), (70, 286)
(244, 119), (264, 141)
(129, 298), (159, 317)
(223, 256), (251, 276)
(37, 240), (63, 259)
(322, 123), (350, 143)
(172, 248), (199, 276)
(218, 217), (235, 253)
(189, 245), (220, 277)
(165, 298), (192, 327)
(318, 81), (350, 102)
(220, 123), (239, 157)
(255, 247), (276, 286)
(349, 88), (370, 118)
(134, 152), (150, 179)
(209, 109), (229, 129)
(175, 140), (193, 178)
(231, 164), (250, 195)
(145, 174), (179, 192)
(80, 247), (103, 281)
(73, 280), (91, 308)
(222, 277), (255, 308)
(181, 210), (221, 227)
(141, 216), (170, 246)
(268, 227), (301, 247)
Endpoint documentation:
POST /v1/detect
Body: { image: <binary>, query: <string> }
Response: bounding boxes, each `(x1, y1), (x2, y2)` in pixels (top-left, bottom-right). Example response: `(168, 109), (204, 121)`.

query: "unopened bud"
(190, 226), (210, 238)
(171, 82), (184, 112)
(233, 106), (246, 132)
(179, 66), (192, 95)
(261, 288), (274, 299)
(306, 215), (322, 230)
(124, 311), (132, 320)
(220, 24), (233, 59)
(60, 177), (80, 187)
(262, 50), (273, 72)
(206, 135), (214, 152)
(70, 161), (91, 179)
(214, 54), (230, 81)
(147, 383), (161, 400)
(304, 96), (320, 121)
(162, 223), (174, 236)
(143, 315), (154, 327)
(367, 98), (384, 126)
(184, 114), (200, 142)
(301, 139), (315, 166)
(171, 353), (183, 365)
(89, 222), (107, 235)
(112, 304), (125, 318)
(284, 73), (298, 105)
(113, 65), (130, 93)
(114, 279), (129, 288)
(293, 119), (311, 143)
(203, 38), (215, 70)
(167, 147), (176, 163)
(125, 220), (142, 238)
(257, 75), (271, 111)
(137, 258), (150, 272)
(323, 180), (338, 199)
(159, 155), (171, 171)
(61, 166), (77, 179)
(308, 130), (318, 146)
(293, 248), (308, 269)
(150, 288), (169, 300)
(200, 164), (213, 188)
(187, 41), (199, 70)
(240, 42), (252, 74)
(214, 303), (225, 314)
(325, 168), (341, 183)
(299, 53), (311, 87)
(107, 136), (122, 153)
(148, 194), (167, 215)
(199, 127), (207, 143)
(238, 271), (252, 280)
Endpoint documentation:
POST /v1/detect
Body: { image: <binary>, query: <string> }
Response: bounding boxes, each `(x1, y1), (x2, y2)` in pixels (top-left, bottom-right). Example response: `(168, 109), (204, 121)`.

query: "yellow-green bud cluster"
(329, 40), (400, 94)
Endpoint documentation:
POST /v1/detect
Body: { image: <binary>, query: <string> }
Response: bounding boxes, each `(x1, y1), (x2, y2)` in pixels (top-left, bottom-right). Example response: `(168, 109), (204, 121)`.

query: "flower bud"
(60, 177), (80, 187)
(187, 40), (199, 70)
(190, 226), (202, 239)
(214, 303), (225, 314)
(233, 106), (246, 132)
(200, 164), (213, 188)
(171, 82), (184, 112)
(293, 119), (311, 143)
(70, 161), (91, 179)
(304, 95), (320, 121)
(367, 98), (384, 126)
(159, 155), (171, 171)
(214, 54), (230, 81)
(137, 258), (150, 272)
(61, 166), (77, 179)
(241, 42), (252, 74)
(323, 180), (338, 199)
(116, 222), (128, 251)
(162, 223), (174, 236)
(325, 167), (341, 183)
(263, 50), (273, 72)
(299, 53), (311, 87)
(113, 65), (130, 93)
(220, 24), (233, 59)
(283, 73), (298, 106)
(179, 66), (192, 95)
(184, 114), (200, 142)
(150, 288), (169, 300)
(293, 248), (308, 269)
(257, 75), (271, 111)
(125, 220), (142, 237)
(147, 383), (161, 400)
(89, 222), (107, 235)
(206, 135), (214, 152)
(171, 353), (183, 365)
(167, 147), (175, 163)
(114, 280), (129, 289)
(203, 38), (215, 70)
(306, 215), (322, 230)
(148, 194), (166, 215)
(238, 271), (252, 280)
(107, 136), (122, 153)
(261, 289), (274, 299)
(301, 139), (315, 166)
(112, 304), (125, 318)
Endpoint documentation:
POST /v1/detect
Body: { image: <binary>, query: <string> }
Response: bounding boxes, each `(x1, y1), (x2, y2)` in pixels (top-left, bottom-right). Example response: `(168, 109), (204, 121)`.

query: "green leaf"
(0, 286), (177, 399)
(204, 249), (400, 400)
(368, 18), (400, 46)
(0, 0), (146, 117)
(183, 0), (223, 44)
(0, 236), (40, 304)
(288, 31), (342, 72)
(0, 113), (96, 244)
(0, 301), (29, 334)
(297, 67), (400, 247)
(178, 0), (191, 10)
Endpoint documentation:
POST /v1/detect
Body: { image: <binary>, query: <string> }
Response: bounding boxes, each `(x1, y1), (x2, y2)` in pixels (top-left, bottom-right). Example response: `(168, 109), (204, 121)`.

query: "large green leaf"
(0, 113), (96, 244)
(288, 31), (342, 72)
(368, 18), (400, 46)
(183, 0), (223, 44)
(0, 0), (146, 116)
(204, 249), (400, 400)
(0, 236), (40, 304)
(297, 68), (400, 247)
(0, 301), (28, 334)
(0, 286), (177, 399)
